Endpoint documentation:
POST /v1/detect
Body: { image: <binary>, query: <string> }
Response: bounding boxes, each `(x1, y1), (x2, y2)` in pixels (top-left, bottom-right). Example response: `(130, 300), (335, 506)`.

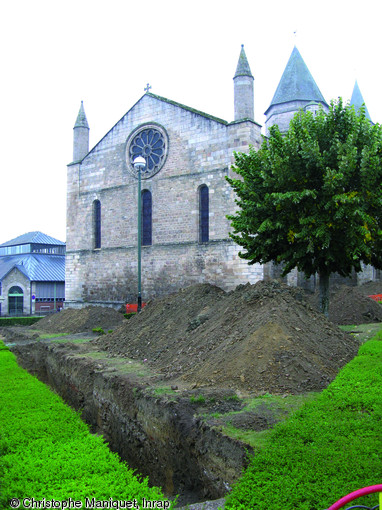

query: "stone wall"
(1, 268), (31, 315)
(234, 76), (254, 121)
(265, 100), (329, 135)
(66, 94), (263, 307)
(65, 240), (264, 307)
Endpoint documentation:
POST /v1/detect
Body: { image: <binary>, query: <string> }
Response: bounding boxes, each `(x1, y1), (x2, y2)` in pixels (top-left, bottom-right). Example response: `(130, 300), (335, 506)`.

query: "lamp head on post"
(133, 156), (146, 173)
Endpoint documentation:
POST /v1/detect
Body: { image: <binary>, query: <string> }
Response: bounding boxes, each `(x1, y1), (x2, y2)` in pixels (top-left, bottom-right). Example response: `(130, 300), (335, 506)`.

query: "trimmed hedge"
(224, 336), (382, 510)
(0, 316), (42, 326)
(0, 342), (173, 508)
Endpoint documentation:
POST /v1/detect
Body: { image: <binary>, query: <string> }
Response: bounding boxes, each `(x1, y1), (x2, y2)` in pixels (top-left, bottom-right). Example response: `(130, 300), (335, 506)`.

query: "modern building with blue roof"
(0, 232), (65, 316)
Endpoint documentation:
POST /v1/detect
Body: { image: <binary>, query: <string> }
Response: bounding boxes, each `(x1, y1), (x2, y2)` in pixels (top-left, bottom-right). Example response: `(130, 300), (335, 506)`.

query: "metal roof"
(0, 231), (65, 247)
(266, 46), (328, 112)
(0, 253), (65, 282)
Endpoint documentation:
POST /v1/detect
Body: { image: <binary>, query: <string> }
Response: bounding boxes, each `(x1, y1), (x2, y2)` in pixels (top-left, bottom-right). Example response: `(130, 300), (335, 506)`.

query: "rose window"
(127, 126), (167, 179)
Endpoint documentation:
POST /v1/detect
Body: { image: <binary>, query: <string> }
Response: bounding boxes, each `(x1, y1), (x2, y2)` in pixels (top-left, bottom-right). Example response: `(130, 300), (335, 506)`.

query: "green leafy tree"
(227, 98), (382, 315)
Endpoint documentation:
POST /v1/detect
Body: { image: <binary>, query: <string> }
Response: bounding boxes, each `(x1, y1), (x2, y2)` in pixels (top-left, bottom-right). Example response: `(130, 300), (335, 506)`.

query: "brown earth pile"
(30, 306), (125, 334)
(307, 281), (382, 325)
(96, 281), (358, 395)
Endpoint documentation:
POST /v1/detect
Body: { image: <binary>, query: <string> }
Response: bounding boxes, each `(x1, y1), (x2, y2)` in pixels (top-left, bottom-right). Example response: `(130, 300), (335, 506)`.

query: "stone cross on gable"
(144, 83), (152, 93)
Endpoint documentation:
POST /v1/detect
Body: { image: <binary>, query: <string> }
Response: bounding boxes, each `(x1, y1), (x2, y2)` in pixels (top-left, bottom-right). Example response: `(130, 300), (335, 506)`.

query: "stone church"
(65, 46), (376, 309)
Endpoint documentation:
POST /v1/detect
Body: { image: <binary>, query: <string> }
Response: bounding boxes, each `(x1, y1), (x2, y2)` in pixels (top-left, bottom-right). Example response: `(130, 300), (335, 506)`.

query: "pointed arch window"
(142, 190), (152, 246)
(93, 200), (101, 249)
(199, 185), (209, 243)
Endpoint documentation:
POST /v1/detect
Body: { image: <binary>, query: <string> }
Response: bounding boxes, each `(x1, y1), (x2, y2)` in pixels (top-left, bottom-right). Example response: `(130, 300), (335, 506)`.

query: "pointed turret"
(233, 45), (254, 121)
(350, 80), (372, 122)
(73, 101), (89, 162)
(265, 46), (328, 134)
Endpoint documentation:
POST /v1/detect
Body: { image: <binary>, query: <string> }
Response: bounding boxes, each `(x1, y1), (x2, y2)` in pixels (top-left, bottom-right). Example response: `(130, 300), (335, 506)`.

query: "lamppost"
(133, 156), (146, 312)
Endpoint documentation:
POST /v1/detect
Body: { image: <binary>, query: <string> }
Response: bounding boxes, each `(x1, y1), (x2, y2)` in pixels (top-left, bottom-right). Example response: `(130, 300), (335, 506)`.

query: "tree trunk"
(318, 271), (330, 317)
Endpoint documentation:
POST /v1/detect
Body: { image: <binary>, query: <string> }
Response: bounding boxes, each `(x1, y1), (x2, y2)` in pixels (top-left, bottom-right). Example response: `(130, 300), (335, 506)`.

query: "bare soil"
(30, 306), (125, 334)
(94, 280), (359, 395)
(8, 280), (381, 396)
(307, 280), (382, 325)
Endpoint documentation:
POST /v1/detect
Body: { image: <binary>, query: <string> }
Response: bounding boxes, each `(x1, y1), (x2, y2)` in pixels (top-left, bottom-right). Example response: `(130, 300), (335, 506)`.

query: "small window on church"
(142, 190), (152, 246)
(93, 200), (101, 249)
(199, 185), (209, 243)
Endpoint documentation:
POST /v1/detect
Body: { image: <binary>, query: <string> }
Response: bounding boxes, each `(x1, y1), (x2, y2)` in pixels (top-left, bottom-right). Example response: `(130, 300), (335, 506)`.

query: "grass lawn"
(0, 341), (173, 509)
(223, 331), (382, 510)
(1, 321), (381, 510)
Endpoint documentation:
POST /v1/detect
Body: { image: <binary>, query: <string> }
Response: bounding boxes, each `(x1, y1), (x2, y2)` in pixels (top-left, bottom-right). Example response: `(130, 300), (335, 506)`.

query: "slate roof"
(350, 80), (372, 122)
(266, 46), (328, 112)
(0, 253), (65, 282)
(74, 101), (89, 129)
(234, 45), (254, 78)
(145, 93), (229, 125)
(0, 231), (65, 247)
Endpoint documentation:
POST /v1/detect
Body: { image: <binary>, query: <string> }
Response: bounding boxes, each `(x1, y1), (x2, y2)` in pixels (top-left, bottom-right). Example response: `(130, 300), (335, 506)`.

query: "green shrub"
(224, 394), (240, 402)
(0, 316), (42, 326)
(225, 339), (382, 510)
(92, 327), (105, 335)
(124, 312), (137, 320)
(190, 394), (206, 404)
(0, 341), (173, 508)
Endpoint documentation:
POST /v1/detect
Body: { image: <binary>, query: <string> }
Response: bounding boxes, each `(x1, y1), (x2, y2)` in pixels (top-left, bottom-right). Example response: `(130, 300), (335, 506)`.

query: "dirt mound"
(357, 280), (382, 296)
(31, 306), (125, 334)
(97, 281), (358, 395)
(329, 285), (382, 325)
(306, 281), (382, 325)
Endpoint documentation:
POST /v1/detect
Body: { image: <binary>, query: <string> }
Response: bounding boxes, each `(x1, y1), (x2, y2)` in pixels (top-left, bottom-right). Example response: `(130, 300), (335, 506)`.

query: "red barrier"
(368, 294), (382, 302)
(126, 303), (146, 313)
(327, 484), (382, 510)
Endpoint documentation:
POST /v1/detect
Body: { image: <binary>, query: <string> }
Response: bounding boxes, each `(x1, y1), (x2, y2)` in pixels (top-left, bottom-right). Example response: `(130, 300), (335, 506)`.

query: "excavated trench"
(3, 281), (368, 507)
(10, 339), (252, 507)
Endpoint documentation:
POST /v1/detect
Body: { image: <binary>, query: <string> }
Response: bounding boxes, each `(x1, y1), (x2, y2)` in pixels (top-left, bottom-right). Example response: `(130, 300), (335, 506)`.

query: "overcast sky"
(1, 0), (381, 245)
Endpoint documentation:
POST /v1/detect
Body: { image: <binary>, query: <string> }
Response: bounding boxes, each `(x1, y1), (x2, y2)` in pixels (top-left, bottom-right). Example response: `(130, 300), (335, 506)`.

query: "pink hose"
(328, 485), (382, 510)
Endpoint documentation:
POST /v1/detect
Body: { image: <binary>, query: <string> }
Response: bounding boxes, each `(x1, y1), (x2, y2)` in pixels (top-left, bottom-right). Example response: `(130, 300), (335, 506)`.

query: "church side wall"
(67, 166), (234, 250)
(66, 96), (263, 306)
(67, 98), (236, 250)
(65, 240), (263, 307)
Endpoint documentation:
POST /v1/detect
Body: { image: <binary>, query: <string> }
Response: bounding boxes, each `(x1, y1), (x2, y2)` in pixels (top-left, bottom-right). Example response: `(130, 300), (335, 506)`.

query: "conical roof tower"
(73, 101), (90, 162)
(74, 100), (89, 129)
(234, 44), (253, 78)
(265, 46), (328, 134)
(350, 80), (372, 122)
(233, 45), (254, 121)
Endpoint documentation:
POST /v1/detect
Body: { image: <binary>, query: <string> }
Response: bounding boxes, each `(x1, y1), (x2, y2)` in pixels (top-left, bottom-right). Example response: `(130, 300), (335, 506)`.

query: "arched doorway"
(8, 286), (24, 316)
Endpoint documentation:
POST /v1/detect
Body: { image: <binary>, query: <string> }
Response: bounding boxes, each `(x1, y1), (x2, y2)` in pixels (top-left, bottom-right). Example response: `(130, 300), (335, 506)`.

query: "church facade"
(65, 46), (377, 309)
